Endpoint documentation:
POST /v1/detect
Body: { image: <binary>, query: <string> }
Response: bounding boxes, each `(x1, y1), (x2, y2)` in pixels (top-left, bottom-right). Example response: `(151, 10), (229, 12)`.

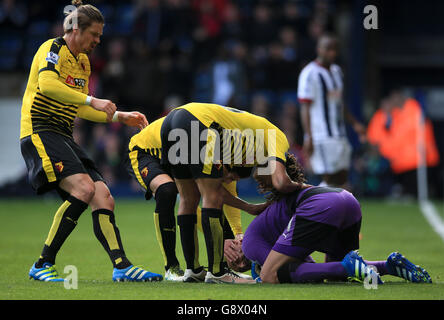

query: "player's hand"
(224, 239), (242, 263)
(303, 136), (314, 157)
(353, 122), (367, 144)
(117, 111), (149, 130)
(246, 202), (269, 216)
(90, 97), (117, 122)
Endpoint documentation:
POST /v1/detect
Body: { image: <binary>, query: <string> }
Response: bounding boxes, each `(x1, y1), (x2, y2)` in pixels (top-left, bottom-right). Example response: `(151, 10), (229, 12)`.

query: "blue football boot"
(29, 262), (64, 282)
(341, 250), (383, 284)
(112, 265), (163, 282)
(386, 252), (432, 283)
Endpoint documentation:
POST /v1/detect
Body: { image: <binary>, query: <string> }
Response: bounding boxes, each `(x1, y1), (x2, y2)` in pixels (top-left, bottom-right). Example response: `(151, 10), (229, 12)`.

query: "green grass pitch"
(1, 198), (444, 300)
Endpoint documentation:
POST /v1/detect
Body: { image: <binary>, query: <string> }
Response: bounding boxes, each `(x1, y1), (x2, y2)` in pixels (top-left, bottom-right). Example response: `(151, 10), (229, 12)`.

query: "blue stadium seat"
(0, 54), (18, 71)
(193, 69), (213, 102)
(0, 34), (23, 53)
(112, 5), (135, 36)
(27, 21), (51, 36)
(279, 91), (299, 105)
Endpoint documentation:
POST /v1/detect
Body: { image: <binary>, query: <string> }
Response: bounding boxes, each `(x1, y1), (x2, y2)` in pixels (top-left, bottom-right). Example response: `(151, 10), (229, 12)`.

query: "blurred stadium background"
(0, 0), (443, 203)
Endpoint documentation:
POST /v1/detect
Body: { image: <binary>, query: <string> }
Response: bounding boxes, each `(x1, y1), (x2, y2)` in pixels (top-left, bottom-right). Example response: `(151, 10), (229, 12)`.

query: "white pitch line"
(419, 200), (444, 243)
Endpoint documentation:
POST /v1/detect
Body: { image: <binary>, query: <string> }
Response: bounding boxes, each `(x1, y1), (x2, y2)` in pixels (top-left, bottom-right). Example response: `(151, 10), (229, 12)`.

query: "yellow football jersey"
(176, 103), (289, 164)
(129, 116), (164, 159)
(20, 37), (90, 139)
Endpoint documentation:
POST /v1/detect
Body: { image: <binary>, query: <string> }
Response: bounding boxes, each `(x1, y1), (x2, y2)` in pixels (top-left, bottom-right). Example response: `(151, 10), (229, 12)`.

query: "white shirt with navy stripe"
(297, 61), (346, 142)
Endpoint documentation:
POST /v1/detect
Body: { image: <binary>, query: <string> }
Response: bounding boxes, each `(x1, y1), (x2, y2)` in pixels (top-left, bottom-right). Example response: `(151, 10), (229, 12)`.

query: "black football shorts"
(20, 131), (104, 195)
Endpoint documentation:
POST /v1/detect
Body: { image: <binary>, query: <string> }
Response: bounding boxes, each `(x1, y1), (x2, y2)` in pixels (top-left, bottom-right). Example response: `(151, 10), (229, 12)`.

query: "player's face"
(78, 22), (103, 54)
(226, 241), (251, 272)
(318, 38), (338, 64)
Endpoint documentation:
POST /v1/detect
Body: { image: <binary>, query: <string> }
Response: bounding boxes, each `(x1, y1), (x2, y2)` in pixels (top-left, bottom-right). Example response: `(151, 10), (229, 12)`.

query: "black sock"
(201, 208), (225, 276)
(177, 214), (200, 272)
(222, 214), (235, 240)
(92, 209), (131, 269)
(154, 182), (180, 270)
(36, 195), (88, 268)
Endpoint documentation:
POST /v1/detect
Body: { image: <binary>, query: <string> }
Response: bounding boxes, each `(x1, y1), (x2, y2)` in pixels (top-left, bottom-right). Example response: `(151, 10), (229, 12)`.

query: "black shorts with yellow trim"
(126, 147), (171, 200)
(20, 131), (104, 195)
(160, 108), (224, 180)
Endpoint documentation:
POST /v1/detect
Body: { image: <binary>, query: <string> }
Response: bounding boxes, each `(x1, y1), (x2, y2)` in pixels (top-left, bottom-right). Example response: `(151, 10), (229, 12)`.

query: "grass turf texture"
(1, 198), (444, 300)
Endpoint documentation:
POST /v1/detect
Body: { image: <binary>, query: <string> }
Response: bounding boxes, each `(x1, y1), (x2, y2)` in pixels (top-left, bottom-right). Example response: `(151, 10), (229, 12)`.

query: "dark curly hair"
(257, 153), (306, 202)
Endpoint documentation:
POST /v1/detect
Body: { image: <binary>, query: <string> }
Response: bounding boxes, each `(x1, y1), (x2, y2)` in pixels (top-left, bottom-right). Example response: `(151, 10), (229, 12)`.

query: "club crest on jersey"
(54, 161), (64, 173)
(65, 75), (86, 88)
(46, 52), (60, 65)
(141, 167), (149, 178)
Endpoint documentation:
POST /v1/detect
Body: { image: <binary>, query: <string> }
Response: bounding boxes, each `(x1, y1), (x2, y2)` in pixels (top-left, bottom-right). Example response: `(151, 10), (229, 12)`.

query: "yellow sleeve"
(38, 70), (88, 106)
(77, 105), (108, 123)
(266, 127), (289, 163)
(222, 181), (243, 235)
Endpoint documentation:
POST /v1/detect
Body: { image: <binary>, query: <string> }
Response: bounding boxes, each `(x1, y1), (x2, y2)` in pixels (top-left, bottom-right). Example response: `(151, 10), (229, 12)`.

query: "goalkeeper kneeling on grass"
(224, 154), (432, 285)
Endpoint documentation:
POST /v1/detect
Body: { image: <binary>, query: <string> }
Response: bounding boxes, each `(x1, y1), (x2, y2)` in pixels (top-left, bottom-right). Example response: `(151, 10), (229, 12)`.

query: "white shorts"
(310, 138), (352, 175)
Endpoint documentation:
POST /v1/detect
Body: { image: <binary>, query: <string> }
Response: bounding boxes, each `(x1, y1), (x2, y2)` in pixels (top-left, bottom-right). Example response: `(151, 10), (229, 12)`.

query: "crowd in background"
(0, 0), (441, 198)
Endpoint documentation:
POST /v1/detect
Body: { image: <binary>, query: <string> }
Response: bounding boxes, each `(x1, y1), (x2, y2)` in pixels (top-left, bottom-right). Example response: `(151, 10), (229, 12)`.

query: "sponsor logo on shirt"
(46, 52), (60, 65)
(65, 75), (86, 88)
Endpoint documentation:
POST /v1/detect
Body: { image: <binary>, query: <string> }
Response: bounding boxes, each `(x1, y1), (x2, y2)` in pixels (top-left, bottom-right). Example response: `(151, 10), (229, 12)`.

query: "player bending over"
(160, 103), (292, 283)
(225, 154), (432, 284)
(126, 117), (251, 281)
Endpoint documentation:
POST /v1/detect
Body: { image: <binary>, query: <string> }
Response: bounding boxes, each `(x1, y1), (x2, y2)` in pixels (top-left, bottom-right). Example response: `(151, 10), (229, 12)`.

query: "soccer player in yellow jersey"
(127, 117), (260, 282)
(22, 1), (161, 282)
(160, 102), (297, 283)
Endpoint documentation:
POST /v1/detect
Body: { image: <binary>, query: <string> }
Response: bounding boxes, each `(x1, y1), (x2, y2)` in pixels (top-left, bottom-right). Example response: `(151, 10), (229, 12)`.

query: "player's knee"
(104, 190), (115, 209)
(155, 182), (177, 206)
(73, 179), (96, 203)
(260, 269), (279, 284)
(202, 189), (223, 208)
(92, 183), (115, 211)
(180, 198), (199, 213)
(179, 192), (200, 213)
